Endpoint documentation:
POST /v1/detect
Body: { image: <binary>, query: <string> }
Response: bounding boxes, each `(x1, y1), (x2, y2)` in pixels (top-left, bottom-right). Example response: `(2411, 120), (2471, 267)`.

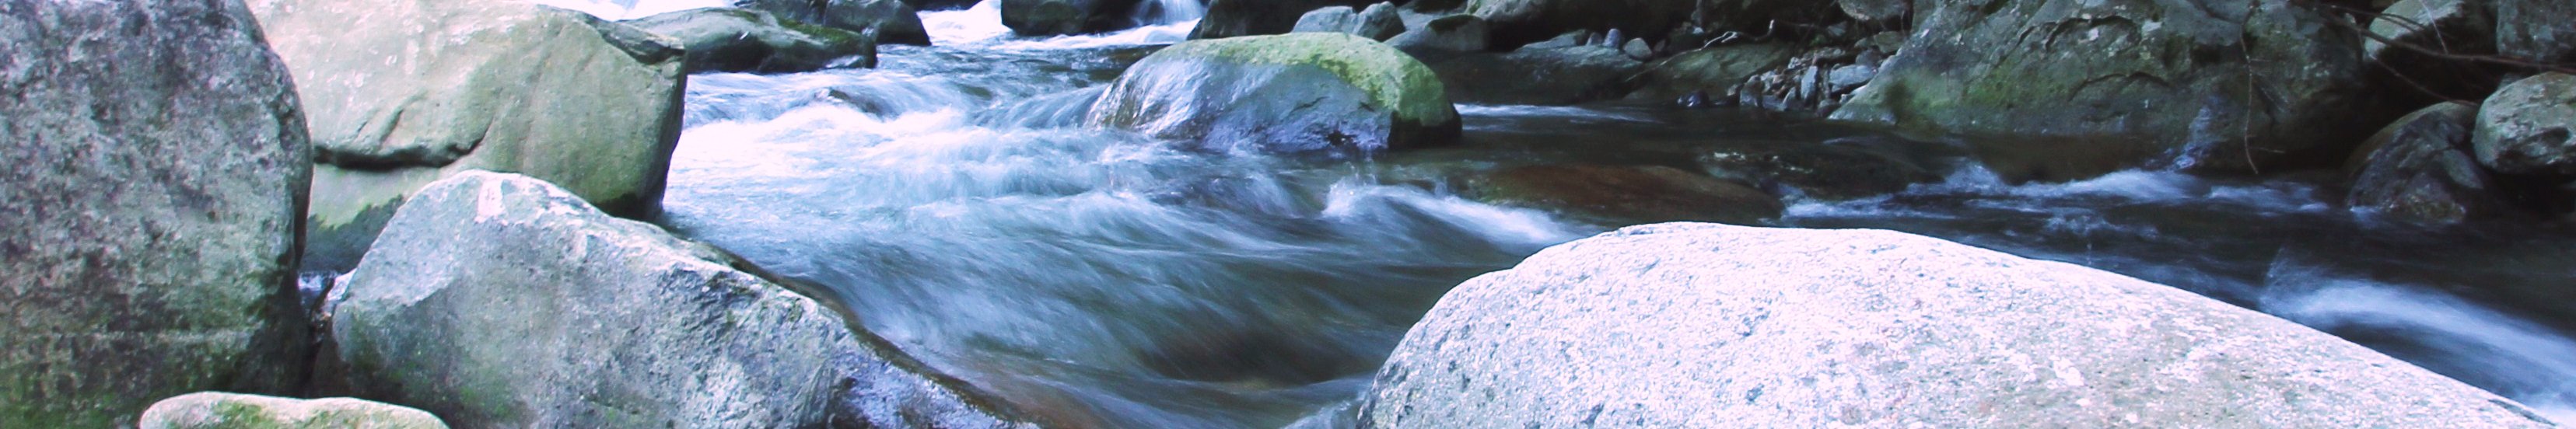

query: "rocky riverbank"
(6, 0), (2573, 426)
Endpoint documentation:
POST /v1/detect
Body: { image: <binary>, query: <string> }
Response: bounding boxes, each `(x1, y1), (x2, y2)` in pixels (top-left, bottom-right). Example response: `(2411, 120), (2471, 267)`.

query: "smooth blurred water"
(606, 0), (2576, 426)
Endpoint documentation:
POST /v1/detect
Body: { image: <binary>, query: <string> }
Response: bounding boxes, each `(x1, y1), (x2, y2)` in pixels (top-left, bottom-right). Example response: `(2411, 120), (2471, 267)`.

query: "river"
(536, 1), (2576, 427)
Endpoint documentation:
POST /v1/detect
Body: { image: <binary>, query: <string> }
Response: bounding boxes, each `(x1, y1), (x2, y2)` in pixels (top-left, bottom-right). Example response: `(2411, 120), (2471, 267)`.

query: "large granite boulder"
(1292, 3), (1402, 41)
(1090, 33), (1461, 152)
(733, 0), (930, 45)
(247, 0), (688, 272)
(1002, 0), (1146, 36)
(1832, 0), (2376, 175)
(1359, 223), (2557, 427)
(140, 392), (446, 429)
(2495, 0), (2575, 67)
(1191, 0), (1369, 40)
(2473, 73), (2576, 175)
(0, 1), (313, 426)
(628, 8), (879, 73)
(327, 172), (1033, 428)
(2347, 103), (2501, 223)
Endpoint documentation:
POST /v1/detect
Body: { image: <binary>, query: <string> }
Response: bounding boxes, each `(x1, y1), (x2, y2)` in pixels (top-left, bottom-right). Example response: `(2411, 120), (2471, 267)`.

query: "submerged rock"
(248, 0), (688, 272)
(1360, 223), (2557, 427)
(140, 392), (446, 429)
(0, 1), (312, 426)
(2348, 103), (2501, 223)
(628, 8), (879, 73)
(329, 172), (1034, 428)
(1090, 33), (1461, 152)
(1832, 0), (2377, 174)
(1003, 0), (1145, 36)
(2473, 73), (2576, 175)
(733, 0), (930, 45)
(1293, 3), (1403, 41)
(1192, 0), (1370, 40)
(1467, 165), (1783, 225)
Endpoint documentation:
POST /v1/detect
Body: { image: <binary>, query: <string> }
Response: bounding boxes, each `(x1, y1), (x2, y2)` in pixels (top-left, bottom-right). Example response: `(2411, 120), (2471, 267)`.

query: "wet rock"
(1418, 33), (1643, 105)
(1735, 46), (1860, 115)
(628, 8), (878, 73)
(2364, 0), (2502, 104)
(248, 0), (687, 272)
(1359, 222), (2559, 428)
(140, 392), (446, 429)
(903, 0), (983, 11)
(1700, 137), (1950, 201)
(1293, 3), (1402, 41)
(1388, 14), (1490, 53)
(1620, 38), (1653, 60)
(1435, 0), (1835, 50)
(1002, 0), (1146, 36)
(1626, 43), (1801, 103)
(1090, 33), (1461, 152)
(1836, 0), (1909, 24)
(330, 172), (1034, 428)
(2347, 103), (2501, 223)
(2473, 73), (2576, 175)
(1832, 0), (2378, 174)
(733, 0), (929, 45)
(2496, 0), (2576, 66)
(0, 1), (313, 426)
(1826, 64), (1875, 91)
(1192, 0), (1369, 39)
(1466, 165), (1783, 225)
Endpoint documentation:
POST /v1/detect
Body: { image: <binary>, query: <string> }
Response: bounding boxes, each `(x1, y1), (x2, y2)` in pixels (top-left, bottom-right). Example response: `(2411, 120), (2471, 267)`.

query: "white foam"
(2265, 279), (2576, 420)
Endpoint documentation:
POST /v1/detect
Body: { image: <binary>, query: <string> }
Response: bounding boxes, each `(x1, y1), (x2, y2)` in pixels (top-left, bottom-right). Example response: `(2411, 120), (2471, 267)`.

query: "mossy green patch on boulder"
(140, 392), (447, 429)
(1091, 33), (1460, 152)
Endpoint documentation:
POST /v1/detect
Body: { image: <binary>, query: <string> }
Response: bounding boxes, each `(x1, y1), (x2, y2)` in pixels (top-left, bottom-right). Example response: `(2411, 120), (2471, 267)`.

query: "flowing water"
(534, 1), (2576, 426)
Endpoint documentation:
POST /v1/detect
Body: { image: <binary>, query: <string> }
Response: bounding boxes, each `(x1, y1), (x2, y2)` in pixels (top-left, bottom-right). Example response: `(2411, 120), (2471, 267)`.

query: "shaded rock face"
(2474, 73), (2576, 176)
(2347, 103), (2500, 223)
(1467, 166), (1783, 225)
(905, 0), (984, 11)
(1293, 3), (1402, 41)
(327, 172), (1033, 429)
(1419, 32), (1643, 105)
(2495, 0), (2575, 67)
(140, 392), (447, 429)
(248, 0), (688, 272)
(2364, 0), (2503, 106)
(733, 0), (930, 45)
(628, 8), (879, 73)
(1387, 14), (1490, 53)
(1090, 33), (1461, 153)
(0, 1), (313, 427)
(1833, 0), (2376, 174)
(1440, 0), (1835, 50)
(1359, 223), (2560, 428)
(1191, 0), (1370, 40)
(1003, 0), (1146, 36)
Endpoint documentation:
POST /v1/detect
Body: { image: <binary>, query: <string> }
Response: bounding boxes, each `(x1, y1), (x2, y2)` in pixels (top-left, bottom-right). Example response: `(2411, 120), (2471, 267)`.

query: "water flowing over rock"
(628, 8), (880, 73)
(327, 172), (1034, 428)
(247, 0), (688, 271)
(0, 1), (313, 426)
(1832, 0), (2376, 175)
(1090, 33), (1461, 152)
(2347, 103), (2501, 223)
(1002, 0), (1145, 36)
(1192, 0), (1370, 40)
(2473, 73), (2576, 175)
(1358, 223), (2558, 427)
(733, 0), (930, 45)
(140, 392), (447, 429)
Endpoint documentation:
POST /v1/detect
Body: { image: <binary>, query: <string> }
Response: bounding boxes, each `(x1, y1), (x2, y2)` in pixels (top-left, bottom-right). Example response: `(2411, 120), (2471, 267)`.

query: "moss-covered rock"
(1, 1), (312, 426)
(628, 8), (879, 73)
(247, 0), (688, 272)
(733, 0), (930, 45)
(1090, 33), (1461, 152)
(327, 172), (1035, 428)
(1832, 0), (2378, 175)
(140, 392), (446, 429)
(2473, 73), (2576, 175)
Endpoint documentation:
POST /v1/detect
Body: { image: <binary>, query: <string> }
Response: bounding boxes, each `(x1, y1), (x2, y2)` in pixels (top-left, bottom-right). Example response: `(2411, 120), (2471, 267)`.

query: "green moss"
(1151, 33), (1455, 124)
